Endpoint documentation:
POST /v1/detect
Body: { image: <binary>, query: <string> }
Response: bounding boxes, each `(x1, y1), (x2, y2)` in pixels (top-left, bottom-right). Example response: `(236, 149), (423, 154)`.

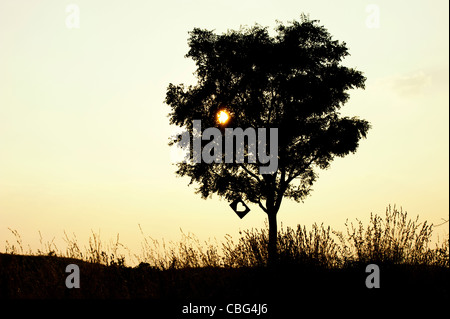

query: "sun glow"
(217, 110), (230, 124)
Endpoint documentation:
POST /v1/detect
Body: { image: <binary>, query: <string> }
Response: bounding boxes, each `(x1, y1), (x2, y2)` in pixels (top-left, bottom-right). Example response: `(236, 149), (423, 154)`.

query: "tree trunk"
(267, 210), (278, 267)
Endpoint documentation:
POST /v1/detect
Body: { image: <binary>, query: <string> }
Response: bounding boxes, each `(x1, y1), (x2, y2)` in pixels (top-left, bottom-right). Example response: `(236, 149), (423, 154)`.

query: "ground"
(0, 253), (448, 317)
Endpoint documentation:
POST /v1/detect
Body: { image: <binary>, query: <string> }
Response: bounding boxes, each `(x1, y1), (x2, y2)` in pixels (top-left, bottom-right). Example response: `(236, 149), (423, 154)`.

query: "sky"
(0, 0), (448, 262)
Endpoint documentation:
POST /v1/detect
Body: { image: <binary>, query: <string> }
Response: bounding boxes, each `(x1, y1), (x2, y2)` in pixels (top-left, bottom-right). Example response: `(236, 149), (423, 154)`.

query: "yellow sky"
(0, 0), (448, 258)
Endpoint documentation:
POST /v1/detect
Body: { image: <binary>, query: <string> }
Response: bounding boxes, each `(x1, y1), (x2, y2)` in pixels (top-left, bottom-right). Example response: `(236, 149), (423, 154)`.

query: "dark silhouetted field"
(1, 207), (448, 316)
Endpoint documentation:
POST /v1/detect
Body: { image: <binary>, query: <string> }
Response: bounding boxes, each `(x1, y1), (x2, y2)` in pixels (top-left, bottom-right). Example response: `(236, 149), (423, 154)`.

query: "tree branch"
(239, 163), (262, 183)
(275, 166), (286, 209)
(258, 199), (268, 214)
(286, 153), (320, 184)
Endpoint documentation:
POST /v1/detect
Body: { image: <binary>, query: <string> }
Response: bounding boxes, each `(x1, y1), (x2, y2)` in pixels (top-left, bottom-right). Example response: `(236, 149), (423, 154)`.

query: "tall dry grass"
(3, 206), (449, 269)
(337, 206), (448, 266)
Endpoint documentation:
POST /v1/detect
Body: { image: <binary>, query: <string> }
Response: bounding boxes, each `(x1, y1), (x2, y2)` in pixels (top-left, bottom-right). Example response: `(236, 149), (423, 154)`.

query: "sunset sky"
(1, 0), (448, 261)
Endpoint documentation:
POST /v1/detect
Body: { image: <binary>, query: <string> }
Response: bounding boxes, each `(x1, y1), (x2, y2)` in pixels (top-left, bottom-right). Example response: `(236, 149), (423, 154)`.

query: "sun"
(217, 110), (230, 124)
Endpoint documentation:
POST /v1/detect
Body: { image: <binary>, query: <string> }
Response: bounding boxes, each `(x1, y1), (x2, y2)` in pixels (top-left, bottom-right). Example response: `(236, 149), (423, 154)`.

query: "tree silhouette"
(165, 15), (370, 265)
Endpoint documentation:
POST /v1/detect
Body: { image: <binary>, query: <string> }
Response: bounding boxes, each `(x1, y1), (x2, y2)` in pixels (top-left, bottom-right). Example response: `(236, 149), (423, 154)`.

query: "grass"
(136, 205), (449, 269)
(3, 205), (448, 269)
(0, 205), (448, 303)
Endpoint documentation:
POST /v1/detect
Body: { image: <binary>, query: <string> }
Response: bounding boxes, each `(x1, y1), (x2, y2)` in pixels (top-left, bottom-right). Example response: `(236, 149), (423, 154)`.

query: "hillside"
(1, 252), (448, 317)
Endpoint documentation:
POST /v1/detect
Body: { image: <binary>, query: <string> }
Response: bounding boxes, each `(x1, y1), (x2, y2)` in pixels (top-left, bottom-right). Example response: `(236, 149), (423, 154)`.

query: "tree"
(165, 15), (371, 265)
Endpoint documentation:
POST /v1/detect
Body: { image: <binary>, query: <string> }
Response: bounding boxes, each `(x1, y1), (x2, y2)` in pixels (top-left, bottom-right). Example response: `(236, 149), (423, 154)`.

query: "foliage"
(165, 15), (370, 210)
